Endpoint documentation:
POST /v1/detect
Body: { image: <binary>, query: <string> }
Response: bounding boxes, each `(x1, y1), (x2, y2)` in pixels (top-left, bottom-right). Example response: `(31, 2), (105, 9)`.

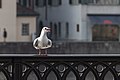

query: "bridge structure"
(0, 54), (120, 80)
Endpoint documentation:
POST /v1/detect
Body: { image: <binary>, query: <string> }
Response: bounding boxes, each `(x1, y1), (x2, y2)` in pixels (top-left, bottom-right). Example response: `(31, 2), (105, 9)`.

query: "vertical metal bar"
(12, 58), (22, 80)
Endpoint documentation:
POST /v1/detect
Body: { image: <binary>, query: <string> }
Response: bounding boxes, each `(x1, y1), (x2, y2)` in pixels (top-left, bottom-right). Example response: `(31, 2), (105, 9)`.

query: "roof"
(17, 3), (39, 16)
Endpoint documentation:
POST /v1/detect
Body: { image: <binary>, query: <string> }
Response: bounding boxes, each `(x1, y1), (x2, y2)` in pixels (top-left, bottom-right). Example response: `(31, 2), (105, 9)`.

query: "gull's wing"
(47, 39), (52, 48)
(33, 38), (39, 49)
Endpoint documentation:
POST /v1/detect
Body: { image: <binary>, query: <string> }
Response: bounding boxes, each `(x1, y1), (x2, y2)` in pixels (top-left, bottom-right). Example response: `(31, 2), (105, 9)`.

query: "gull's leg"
(45, 49), (47, 56)
(39, 49), (41, 55)
(40, 49), (44, 56)
(40, 49), (47, 56)
(43, 49), (45, 55)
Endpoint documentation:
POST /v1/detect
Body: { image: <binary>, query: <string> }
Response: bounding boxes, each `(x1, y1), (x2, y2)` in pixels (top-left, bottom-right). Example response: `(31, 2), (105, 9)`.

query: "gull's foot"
(40, 54), (47, 56)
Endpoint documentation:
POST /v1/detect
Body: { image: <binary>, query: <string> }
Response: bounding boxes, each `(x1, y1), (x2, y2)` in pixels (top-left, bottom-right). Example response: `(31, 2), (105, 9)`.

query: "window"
(92, 24), (119, 41)
(18, 0), (22, 4)
(35, 0), (45, 7)
(81, 0), (93, 4)
(22, 23), (29, 36)
(53, 23), (58, 40)
(35, 0), (39, 6)
(58, 22), (61, 37)
(66, 22), (69, 37)
(48, 0), (61, 6)
(0, 0), (2, 8)
(97, 0), (119, 5)
(28, 0), (32, 7)
(76, 24), (79, 32)
(81, 0), (120, 5)
(23, 0), (27, 6)
(69, 0), (81, 5)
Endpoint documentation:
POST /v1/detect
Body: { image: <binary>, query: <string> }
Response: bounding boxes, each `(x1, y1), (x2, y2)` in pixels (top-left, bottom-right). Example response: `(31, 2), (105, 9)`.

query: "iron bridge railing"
(0, 54), (120, 80)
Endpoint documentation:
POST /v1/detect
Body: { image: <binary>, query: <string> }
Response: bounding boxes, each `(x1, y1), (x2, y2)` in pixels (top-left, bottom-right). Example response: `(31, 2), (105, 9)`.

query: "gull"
(33, 27), (52, 55)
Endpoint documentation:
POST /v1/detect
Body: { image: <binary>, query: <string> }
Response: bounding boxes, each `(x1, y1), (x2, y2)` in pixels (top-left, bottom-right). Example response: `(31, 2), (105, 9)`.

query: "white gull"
(33, 27), (52, 55)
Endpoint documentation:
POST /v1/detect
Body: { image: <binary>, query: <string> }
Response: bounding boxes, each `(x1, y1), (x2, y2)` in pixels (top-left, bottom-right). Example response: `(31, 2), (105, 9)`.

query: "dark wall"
(0, 42), (120, 54)
(0, 42), (37, 54)
(49, 41), (120, 54)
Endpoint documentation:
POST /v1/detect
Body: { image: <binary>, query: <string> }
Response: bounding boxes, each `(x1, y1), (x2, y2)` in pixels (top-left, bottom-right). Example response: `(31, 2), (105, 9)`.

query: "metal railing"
(0, 54), (120, 80)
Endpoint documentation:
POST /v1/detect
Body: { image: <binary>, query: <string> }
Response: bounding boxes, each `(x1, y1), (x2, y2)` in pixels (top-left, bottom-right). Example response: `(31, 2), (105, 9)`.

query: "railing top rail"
(0, 54), (120, 57)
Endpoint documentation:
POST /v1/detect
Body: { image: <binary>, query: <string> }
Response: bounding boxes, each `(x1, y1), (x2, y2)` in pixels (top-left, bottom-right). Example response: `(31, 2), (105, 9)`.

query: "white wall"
(16, 17), (36, 42)
(0, 0), (16, 42)
(35, 0), (84, 41)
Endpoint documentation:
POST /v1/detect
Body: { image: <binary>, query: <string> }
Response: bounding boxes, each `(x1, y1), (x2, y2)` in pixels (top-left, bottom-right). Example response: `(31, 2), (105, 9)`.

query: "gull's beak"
(47, 28), (51, 32)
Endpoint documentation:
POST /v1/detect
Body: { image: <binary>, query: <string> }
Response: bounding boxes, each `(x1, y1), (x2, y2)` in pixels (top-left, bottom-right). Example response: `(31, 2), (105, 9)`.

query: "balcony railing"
(0, 54), (120, 80)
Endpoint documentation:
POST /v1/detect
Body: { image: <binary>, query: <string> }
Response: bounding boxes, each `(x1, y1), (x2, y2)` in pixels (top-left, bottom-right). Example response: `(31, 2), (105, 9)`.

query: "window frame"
(22, 23), (29, 36)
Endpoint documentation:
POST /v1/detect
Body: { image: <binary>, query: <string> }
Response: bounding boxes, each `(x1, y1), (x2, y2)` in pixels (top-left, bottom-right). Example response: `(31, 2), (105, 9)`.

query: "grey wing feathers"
(47, 39), (52, 48)
(35, 39), (38, 47)
(33, 38), (52, 49)
(33, 38), (39, 49)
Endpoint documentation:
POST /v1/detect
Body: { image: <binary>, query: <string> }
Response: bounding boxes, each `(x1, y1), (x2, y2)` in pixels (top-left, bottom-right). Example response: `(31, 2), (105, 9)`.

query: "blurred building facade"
(17, 3), (38, 42)
(0, 0), (119, 42)
(0, 0), (38, 42)
(33, 0), (120, 42)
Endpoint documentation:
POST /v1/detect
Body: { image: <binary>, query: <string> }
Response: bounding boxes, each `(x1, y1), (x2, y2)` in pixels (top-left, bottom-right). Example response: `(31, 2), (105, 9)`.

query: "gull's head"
(42, 27), (50, 33)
